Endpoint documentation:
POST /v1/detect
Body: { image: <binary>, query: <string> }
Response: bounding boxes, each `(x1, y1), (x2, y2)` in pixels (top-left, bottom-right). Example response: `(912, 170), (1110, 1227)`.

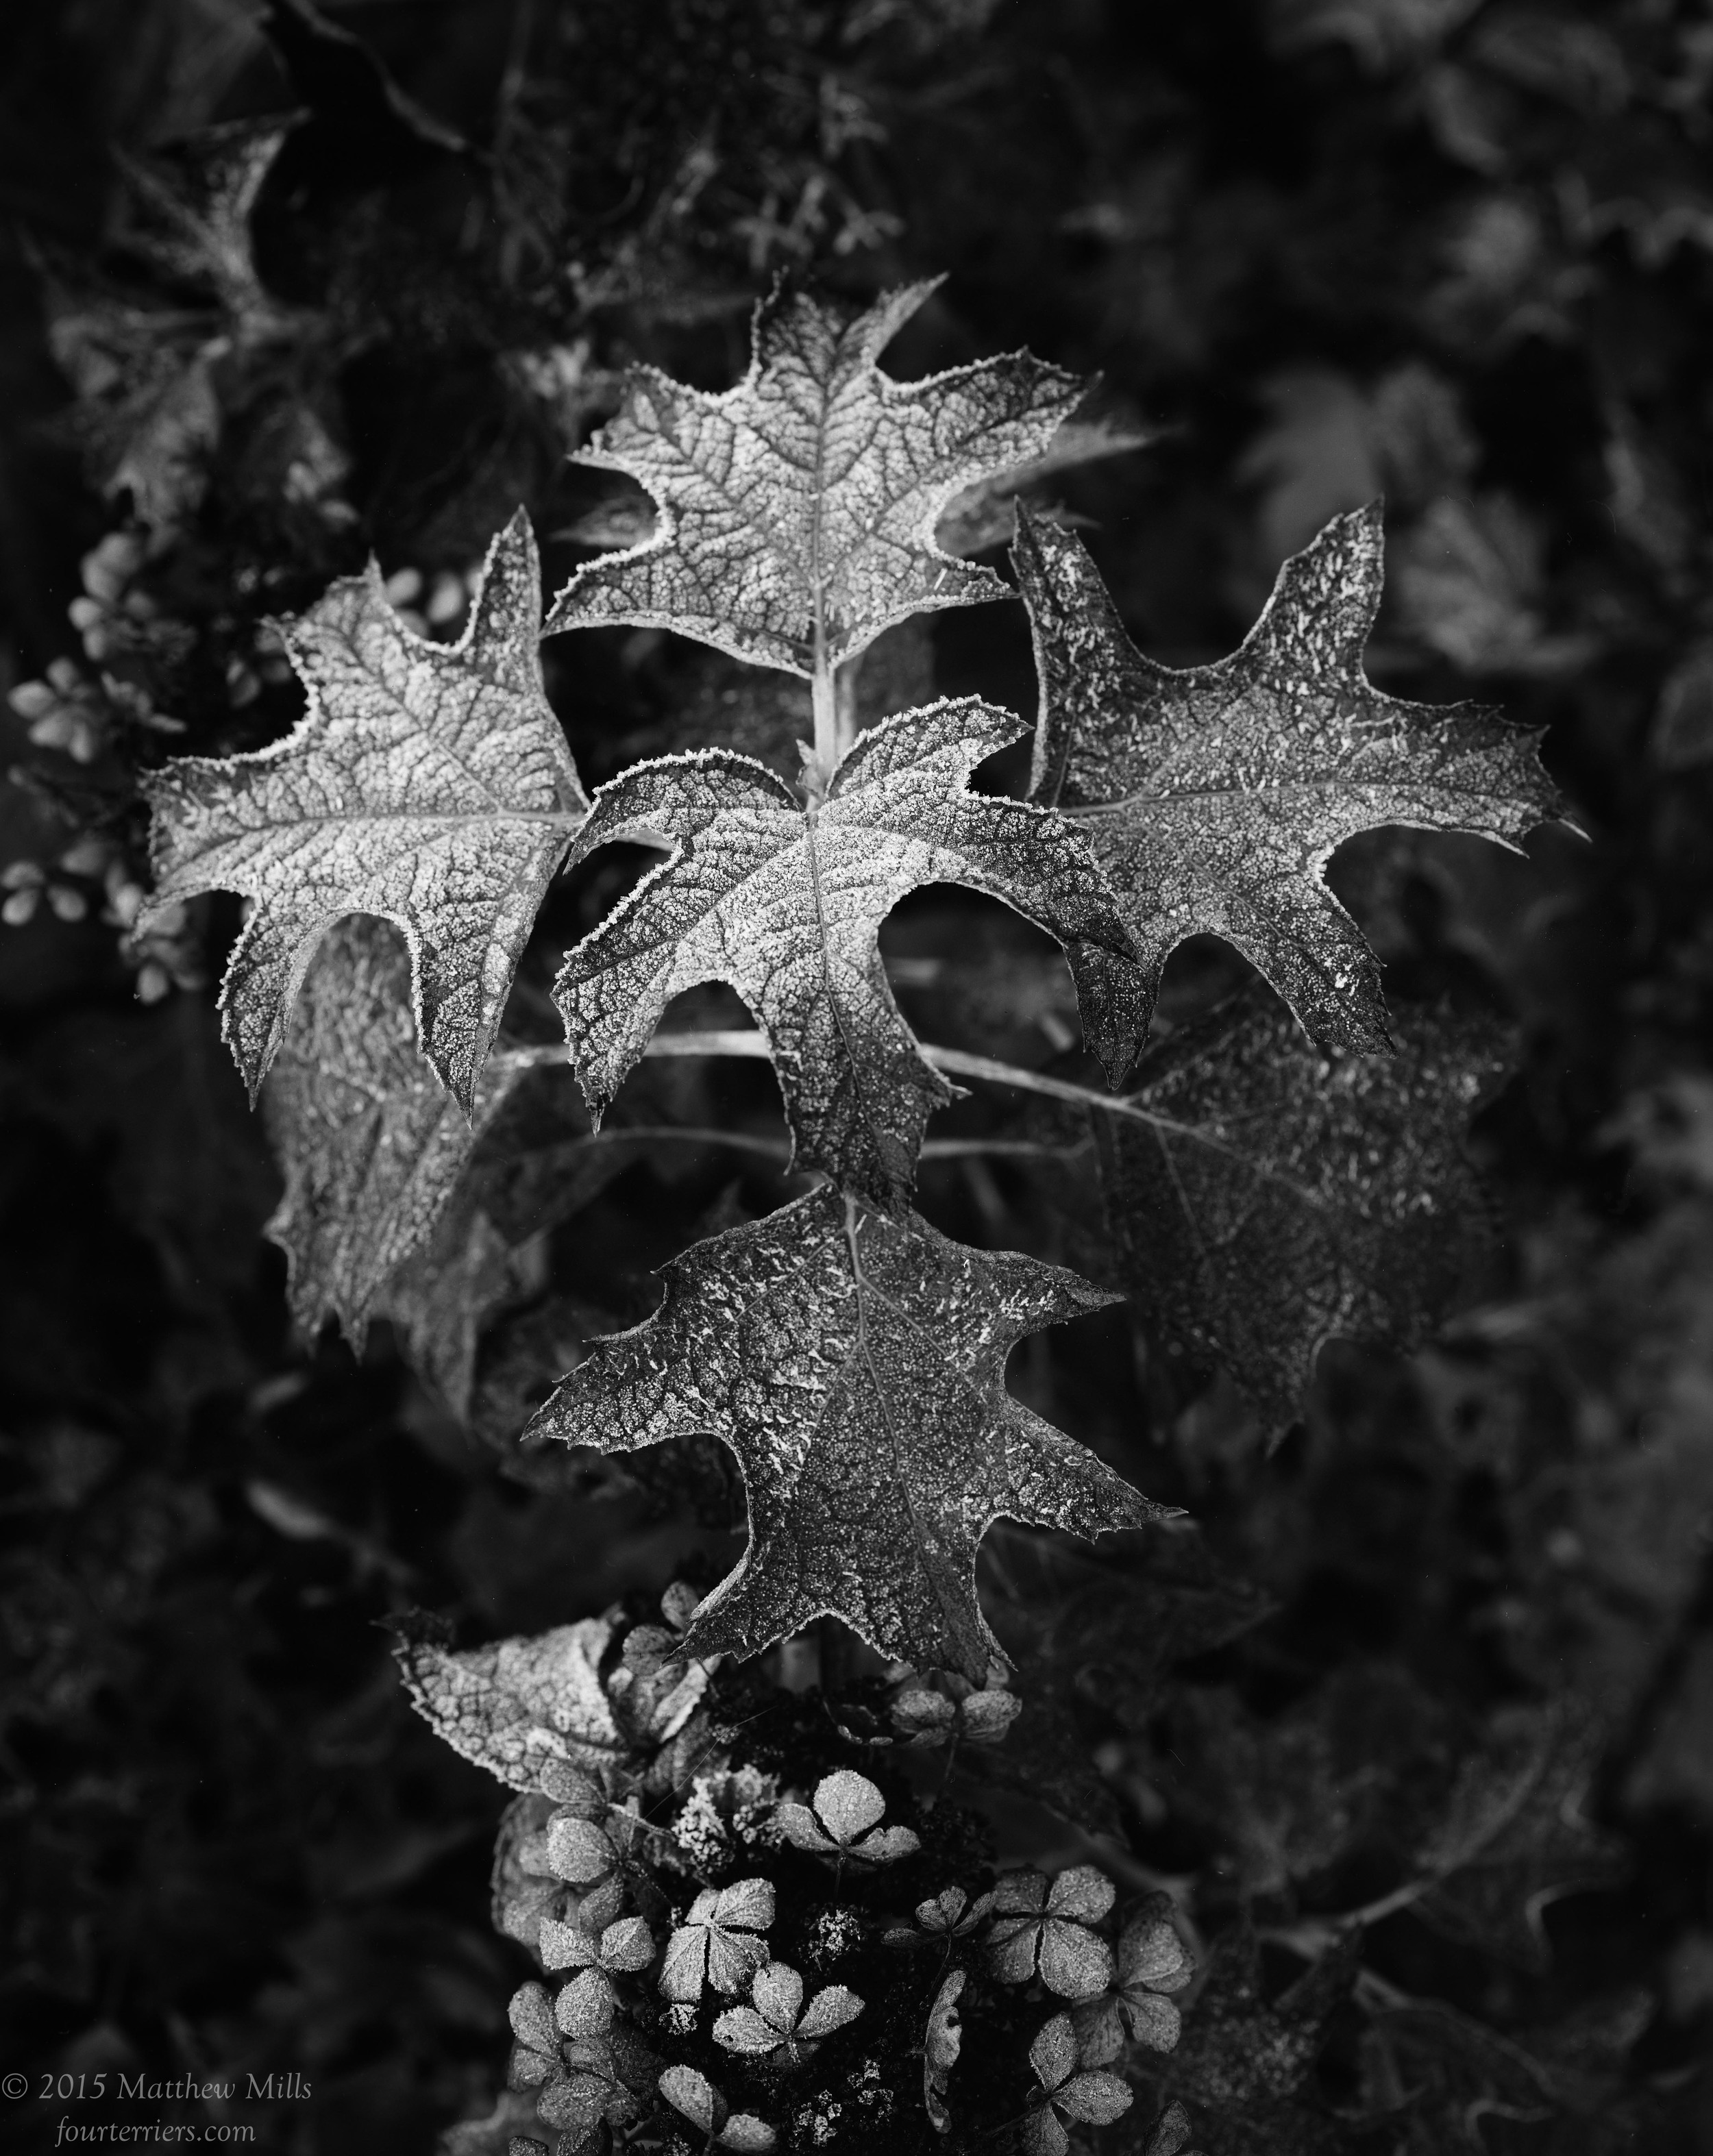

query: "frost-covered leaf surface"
(527, 1184), (1163, 1678)
(555, 697), (1145, 1208)
(1410, 1698), (1627, 1968)
(1096, 988), (1512, 1429)
(261, 916), (528, 1343)
(1015, 498), (1566, 1053)
(545, 280), (1082, 673)
(143, 509), (587, 1111)
(393, 1611), (645, 1789)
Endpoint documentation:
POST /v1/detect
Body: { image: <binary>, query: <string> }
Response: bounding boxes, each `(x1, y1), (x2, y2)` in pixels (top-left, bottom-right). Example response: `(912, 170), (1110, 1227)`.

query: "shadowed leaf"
(1095, 988), (1513, 1430)
(1014, 499), (1566, 1054)
(527, 1184), (1165, 1678)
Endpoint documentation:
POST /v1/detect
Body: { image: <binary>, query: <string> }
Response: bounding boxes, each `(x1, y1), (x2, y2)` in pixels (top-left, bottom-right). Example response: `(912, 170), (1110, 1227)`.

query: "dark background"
(2, 3), (1712, 2151)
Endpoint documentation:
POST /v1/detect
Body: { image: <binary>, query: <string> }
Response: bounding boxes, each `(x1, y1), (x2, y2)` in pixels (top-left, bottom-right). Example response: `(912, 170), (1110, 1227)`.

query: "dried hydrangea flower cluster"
(402, 1585), (1198, 2156)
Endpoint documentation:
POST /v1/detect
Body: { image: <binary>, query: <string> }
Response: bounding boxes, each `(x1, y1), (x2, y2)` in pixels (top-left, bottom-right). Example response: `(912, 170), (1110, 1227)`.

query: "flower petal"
(713, 2005), (783, 2056)
(1038, 1921), (1113, 2002)
(852, 1824), (920, 1863)
(796, 1984), (864, 2040)
(539, 1916), (600, 1972)
(658, 1925), (708, 2005)
(545, 1815), (615, 1885)
(600, 1914), (656, 1972)
(1055, 2070), (1133, 2127)
(1045, 1865), (1115, 1924)
(554, 1968), (615, 2037)
(991, 1870), (1050, 1917)
(775, 1802), (838, 1855)
(1120, 1989), (1182, 2053)
(658, 2065), (720, 2133)
(1028, 2013), (1078, 2094)
(812, 1769), (887, 1846)
(508, 1981), (556, 2055)
(706, 1927), (770, 1996)
(988, 1914), (1046, 1986)
(719, 2116), (776, 2153)
(750, 1961), (806, 2033)
(715, 1877), (776, 1930)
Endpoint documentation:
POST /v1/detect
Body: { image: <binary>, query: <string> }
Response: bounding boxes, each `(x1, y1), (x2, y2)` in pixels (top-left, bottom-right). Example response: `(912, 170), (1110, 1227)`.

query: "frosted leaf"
(776, 1768), (918, 1862)
(554, 1969), (615, 2037)
(924, 1968), (965, 2133)
(713, 1962), (864, 2061)
(1014, 498), (1568, 1054)
(658, 2066), (719, 2134)
(143, 509), (587, 1112)
(528, 1184), (1164, 1679)
(797, 1985), (865, 2040)
(261, 916), (530, 1342)
(508, 1982), (556, 2058)
(659, 1881), (774, 2004)
(555, 697), (1145, 1209)
(545, 280), (1083, 675)
(1074, 1898), (1191, 2059)
(392, 1612), (627, 1791)
(1096, 987), (1514, 1430)
(1027, 2013), (1132, 2149)
(989, 1868), (1117, 1999)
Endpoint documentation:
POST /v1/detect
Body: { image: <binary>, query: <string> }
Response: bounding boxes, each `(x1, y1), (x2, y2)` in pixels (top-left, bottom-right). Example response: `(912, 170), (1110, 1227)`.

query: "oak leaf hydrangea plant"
(138, 275), (1568, 2153)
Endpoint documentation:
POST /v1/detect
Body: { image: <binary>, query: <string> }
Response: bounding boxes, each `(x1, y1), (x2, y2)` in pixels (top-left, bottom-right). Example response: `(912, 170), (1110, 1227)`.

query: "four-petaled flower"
(884, 1885), (996, 1950)
(890, 1671), (1021, 1748)
(658, 2064), (776, 2152)
(540, 1912), (656, 2034)
(505, 1983), (643, 2142)
(660, 1878), (776, 2003)
(713, 1961), (865, 2068)
(777, 1770), (920, 1867)
(987, 1866), (1115, 1999)
(1022, 2013), (1133, 2156)
(1073, 1894), (1194, 2063)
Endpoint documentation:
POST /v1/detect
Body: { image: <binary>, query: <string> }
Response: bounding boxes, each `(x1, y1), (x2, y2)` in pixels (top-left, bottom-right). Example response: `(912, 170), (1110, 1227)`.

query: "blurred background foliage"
(2, 1), (1713, 2151)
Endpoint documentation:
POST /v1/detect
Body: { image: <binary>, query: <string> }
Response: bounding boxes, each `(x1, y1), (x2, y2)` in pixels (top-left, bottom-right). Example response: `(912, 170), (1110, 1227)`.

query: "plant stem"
(811, 655), (839, 782)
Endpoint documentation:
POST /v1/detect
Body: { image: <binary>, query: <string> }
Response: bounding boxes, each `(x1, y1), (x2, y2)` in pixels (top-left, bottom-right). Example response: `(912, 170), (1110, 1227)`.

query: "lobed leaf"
(545, 279), (1083, 674)
(555, 697), (1146, 1209)
(143, 508), (587, 1113)
(1014, 497), (1568, 1055)
(528, 1184), (1166, 1679)
(1096, 987), (1513, 1430)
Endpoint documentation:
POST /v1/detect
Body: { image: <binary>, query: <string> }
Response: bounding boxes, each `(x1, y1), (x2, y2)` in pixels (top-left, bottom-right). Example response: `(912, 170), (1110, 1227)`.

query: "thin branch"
(506, 1028), (1328, 1201)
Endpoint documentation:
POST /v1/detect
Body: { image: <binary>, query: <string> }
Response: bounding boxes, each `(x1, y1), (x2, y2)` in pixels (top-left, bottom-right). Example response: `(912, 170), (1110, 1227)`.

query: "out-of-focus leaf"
(1015, 499), (1565, 1054)
(1360, 1989), (1652, 2150)
(1152, 1925), (1361, 2156)
(554, 698), (1145, 1209)
(1390, 493), (1596, 676)
(935, 415), (1155, 556)
(971, 1528), (1272, 1832)
(527, 1184), (1163, 1679)
(1410, 1698), (1627, 1969)
(1096, 988), (1512, 1430)
(114, 116), (299, 317)
(544, 280), (1083, 672)
(143, 509), (587, 1111)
